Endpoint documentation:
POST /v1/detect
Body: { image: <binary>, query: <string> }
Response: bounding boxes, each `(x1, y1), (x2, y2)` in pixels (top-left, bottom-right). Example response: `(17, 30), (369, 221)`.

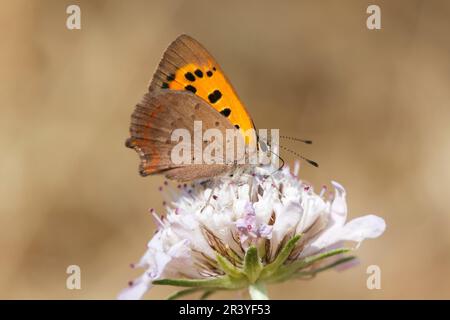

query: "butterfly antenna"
(261, 150), (285, 179)
(280, 136), (313, 144)
(269, 148), (285, 172)
(279, 145), (319, 168)
(258, 138), (285, 173)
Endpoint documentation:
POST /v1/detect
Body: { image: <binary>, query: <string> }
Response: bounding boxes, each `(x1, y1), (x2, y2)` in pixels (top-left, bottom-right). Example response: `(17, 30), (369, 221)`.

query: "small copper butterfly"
(126, 34), (260, 181)
(126, 35), (317, 181)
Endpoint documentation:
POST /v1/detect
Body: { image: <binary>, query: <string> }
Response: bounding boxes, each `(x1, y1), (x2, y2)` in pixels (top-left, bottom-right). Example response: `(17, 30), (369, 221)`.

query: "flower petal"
(338, 214), (386, 244)
(270, 201), (302, 258)
(301, 214), (386, 257)
(329, 181), (347, 227)
(117, 280), (150, 300)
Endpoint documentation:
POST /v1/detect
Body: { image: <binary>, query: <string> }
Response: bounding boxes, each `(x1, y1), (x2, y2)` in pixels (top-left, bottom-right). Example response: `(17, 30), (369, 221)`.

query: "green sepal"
(266, 247), (352, 283)
(243, 246), (263, 283)
(295, 256), (356, 278)
(260, 234), (302, 280)
(216, 253), (245, 279)
(153, 275), (246, 290)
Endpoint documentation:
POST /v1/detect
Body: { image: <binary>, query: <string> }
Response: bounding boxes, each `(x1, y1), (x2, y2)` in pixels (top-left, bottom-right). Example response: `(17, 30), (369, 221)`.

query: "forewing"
(149, 34), (255, 136)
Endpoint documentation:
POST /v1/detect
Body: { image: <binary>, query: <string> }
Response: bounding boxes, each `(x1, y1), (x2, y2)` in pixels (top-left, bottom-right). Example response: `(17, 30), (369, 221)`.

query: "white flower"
(118, 164), (386, 300)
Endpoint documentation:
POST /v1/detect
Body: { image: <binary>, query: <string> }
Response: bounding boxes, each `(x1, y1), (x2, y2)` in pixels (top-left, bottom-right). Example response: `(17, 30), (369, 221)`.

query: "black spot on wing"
(167, 73), (175, 81)
(206, 71), (213, 77)
(234, 125), (240, 129)
(185, 72), (195, 82)
(185, 85), (197, 94)
(194, 69), (203, 78)
(208, 90), (222, 104)
(162, 82), (169, 89)
(220, 108), (231, 117)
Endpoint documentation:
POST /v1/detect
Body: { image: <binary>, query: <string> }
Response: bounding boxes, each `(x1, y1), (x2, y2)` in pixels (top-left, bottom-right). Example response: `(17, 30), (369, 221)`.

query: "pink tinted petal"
(235, 218), (247, 230)
(244, 202), (255, 215)
(339, 214), (386, 244)
(330, 181), (347, 227)
(297, 196), (324, 234)
(168, 239), (190, 257)
(117, 275), (151, 300)
(302, 214), (386, 257)
(117, 282), (149, 300)
(153, 251), (172, 276)
(270, 202), (302, 258)
(240, 233), (249, 244)
(258, 224), (273, 239)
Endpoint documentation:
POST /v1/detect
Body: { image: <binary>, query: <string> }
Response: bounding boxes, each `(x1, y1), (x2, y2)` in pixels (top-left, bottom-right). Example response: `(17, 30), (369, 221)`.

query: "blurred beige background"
(1, 0), (449, 299)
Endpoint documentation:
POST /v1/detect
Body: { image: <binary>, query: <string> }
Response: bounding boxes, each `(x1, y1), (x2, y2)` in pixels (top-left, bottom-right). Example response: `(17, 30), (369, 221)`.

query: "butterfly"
(126, 34), (262, 181)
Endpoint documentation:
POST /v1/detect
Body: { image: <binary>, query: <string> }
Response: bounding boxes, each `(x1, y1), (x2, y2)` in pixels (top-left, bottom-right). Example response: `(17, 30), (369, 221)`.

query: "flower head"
(119, 164), (385, 300)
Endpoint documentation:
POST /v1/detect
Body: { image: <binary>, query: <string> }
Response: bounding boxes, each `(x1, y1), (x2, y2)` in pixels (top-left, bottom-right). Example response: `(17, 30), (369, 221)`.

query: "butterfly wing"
(149, 34), (255, 135)
(126, 91), (240, 181)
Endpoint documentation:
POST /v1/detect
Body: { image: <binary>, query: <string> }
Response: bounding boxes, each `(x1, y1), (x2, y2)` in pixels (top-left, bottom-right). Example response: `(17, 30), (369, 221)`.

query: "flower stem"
(248, 282), (269, 300)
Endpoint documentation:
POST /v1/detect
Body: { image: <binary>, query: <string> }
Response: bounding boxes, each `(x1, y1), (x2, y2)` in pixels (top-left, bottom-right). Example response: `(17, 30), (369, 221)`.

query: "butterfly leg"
(200, 180), (218, 213)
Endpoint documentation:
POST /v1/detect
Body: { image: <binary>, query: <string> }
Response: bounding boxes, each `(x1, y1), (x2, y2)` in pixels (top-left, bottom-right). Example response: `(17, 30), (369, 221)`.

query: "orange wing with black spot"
(149, 34), (255, 135)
